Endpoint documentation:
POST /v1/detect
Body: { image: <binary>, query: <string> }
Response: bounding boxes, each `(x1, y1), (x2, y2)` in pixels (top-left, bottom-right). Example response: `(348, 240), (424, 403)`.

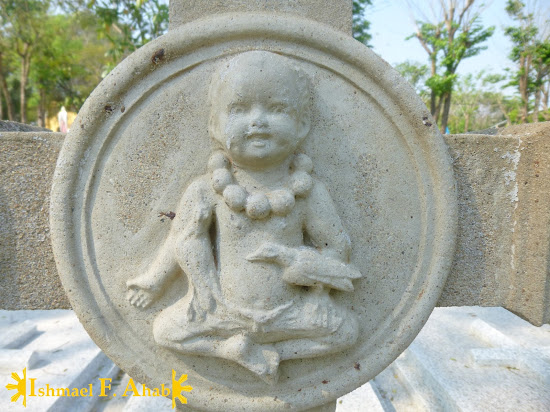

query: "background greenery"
(0, 0), (548, 133)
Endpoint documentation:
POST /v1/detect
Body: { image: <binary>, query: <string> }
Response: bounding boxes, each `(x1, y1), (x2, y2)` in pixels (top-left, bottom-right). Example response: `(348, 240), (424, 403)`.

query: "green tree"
(395, 60), (429, 96)
(445, 72), (519, 133)
(481, 73), (522, 126)
(0, 0), (52, 123)
(504, 0), (550, 123)
(29, 11), (110, 126)
(0, 46), (16, 121)
(532, 40), (550, 121)
(353, 0), (373, 46)
(408, 0), (494, 133)
(447, 73), (482, 132)
(86, 0), (169, 71)
(504, 0), (539, 122)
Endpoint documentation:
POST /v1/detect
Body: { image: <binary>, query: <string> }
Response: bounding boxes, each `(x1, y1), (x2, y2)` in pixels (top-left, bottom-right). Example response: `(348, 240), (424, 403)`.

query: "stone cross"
(169, 0), (352, 34)
(46, 0), (470, 411)
(1, 4), (548, 411)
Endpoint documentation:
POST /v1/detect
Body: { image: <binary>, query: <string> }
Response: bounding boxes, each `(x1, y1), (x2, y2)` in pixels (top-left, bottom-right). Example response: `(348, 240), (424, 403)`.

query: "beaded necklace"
(209, 152), (313, 219)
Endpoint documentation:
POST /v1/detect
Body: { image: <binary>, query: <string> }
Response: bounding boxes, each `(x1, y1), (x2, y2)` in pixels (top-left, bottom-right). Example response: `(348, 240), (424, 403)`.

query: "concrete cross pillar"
(168, 0), (352, 34)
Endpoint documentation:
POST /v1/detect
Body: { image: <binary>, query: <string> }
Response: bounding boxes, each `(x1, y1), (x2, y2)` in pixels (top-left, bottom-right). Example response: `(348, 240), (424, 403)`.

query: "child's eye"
(270, 104), (288, 113)
(229, 104), (246, 114)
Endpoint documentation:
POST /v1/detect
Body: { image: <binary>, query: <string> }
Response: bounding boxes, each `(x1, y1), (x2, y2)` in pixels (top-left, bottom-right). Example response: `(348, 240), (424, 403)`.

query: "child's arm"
(304, 180), (352, 262)
(126, 236), (179, 308)
(247, 180), (361, 292)
(127, 178), (218, 309)
(173, 179), (222, 315)
(298, 180), (361, 291)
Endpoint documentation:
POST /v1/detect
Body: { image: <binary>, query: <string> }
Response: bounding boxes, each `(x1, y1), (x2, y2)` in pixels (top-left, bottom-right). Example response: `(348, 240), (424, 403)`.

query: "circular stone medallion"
(51, 13), (457, 412)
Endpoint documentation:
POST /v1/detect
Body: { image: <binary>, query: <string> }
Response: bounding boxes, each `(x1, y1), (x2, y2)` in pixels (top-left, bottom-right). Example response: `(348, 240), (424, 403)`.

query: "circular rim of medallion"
(50, 12), (457, 411)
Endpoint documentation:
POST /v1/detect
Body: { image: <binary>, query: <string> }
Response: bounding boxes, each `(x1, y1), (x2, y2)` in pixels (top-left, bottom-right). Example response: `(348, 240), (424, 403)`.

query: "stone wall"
(438, 123), (550, 326)
(1, 123), (549, 325)
(502, 124), (550, 326)
(0, 132), (69, 309)
(439, 134), (519, 307)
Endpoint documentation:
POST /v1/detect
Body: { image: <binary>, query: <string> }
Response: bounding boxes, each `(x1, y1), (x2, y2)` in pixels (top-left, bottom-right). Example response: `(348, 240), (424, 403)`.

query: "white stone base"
(1, 307), (548, 411)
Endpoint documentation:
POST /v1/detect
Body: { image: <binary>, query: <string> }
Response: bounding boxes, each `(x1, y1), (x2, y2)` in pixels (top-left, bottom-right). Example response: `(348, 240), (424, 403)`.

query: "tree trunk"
(19, 45), (31, 124)
(430, 91), (438, 119)
(20, 59), (28, 124)
(533, 67), (545, 123)
(464, 112), (470, 133)
(429, 58), (437, 116)
(0, 78), (14, 121)
(518, 54), (531, 123)
(496, 96), (512, 126)
(435, 98), (443, 125)
(533, 88), (541, 122)
(440, 91), (452, 133)
(38, 88), (46, 128)
(542, 79), (549, 119)
(0, 52), (14, 121)
(432, 91), (443, 125)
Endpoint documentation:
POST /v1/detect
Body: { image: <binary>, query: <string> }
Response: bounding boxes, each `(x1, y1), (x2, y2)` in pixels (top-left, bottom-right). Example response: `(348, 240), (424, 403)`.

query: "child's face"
(211, 60), (310, 169)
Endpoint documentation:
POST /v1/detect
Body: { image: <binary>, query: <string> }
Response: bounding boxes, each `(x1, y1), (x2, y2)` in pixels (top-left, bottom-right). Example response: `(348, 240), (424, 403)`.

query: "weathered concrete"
(2, 307), (547, 411)
(0, 310), (120, 411)
(439, 122), (550, 326)
(374, 306), (550, 411)
(439, 133), (519, 308)
(503, 123), (550, 326)
(169, 0), (352, 34)
(2, 123), (550, 327)
(0, 132), (69, 309)
(0, 120), (51, 132)
(49, 14), (457, 410)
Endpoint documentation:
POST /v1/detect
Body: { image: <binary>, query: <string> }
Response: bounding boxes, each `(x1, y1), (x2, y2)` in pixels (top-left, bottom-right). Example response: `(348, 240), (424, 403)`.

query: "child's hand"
(127, 286), (157, 309)
(126, 276), (161, 309)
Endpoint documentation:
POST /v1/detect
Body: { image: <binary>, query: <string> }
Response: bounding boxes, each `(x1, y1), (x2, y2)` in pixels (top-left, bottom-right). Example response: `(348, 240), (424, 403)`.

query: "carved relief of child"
(126, 51), (361, 384)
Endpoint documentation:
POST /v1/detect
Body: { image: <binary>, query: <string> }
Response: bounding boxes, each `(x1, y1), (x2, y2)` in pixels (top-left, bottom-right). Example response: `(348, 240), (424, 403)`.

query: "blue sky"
(369, 0), (517, 76)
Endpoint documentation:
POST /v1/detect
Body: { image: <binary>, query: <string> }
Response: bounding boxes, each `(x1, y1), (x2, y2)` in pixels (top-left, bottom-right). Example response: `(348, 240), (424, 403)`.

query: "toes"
(127, 290), (138, 305)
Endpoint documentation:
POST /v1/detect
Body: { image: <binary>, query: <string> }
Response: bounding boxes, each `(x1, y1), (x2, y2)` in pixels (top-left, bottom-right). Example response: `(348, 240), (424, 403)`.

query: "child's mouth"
(247, 132), (270, 147)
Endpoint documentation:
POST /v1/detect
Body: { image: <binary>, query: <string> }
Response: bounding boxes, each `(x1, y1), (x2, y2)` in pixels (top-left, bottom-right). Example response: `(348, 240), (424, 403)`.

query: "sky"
(369, 0), (519, 77)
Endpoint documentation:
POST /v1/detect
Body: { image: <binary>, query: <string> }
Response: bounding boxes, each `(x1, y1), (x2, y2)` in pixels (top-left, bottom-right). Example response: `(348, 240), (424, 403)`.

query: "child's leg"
(153, 297), (280, 384)
(274, 316), (358, 361)
(261, 297), (359, 360)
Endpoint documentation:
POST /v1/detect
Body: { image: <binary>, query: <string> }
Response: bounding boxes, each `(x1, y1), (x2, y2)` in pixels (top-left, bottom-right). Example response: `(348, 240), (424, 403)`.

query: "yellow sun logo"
(171, 369), (193, 408)
(6, 368), (27, 407)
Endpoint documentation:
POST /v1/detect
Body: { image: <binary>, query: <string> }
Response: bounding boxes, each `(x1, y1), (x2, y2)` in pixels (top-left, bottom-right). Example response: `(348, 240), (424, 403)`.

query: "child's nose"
(250, 108), (268, 128)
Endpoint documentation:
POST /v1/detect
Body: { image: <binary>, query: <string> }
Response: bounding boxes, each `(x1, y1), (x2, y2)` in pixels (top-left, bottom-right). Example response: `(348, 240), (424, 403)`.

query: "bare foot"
(223, 334), (280, 384)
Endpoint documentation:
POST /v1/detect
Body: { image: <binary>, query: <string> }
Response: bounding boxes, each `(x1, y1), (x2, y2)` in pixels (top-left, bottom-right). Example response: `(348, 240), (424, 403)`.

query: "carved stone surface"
(169, 0), (352, 34)
(0, 132), (68, 310)
(50, 14), (457, 411)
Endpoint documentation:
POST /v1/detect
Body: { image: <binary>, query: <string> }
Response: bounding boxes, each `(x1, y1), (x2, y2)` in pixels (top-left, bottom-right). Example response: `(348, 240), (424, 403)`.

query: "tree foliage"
(353, 0), (373, 46)
(446, 72), (521, 133)
(0, 0), (51, 123)
(0, 0), (377, 124)
(395, 60), (429, 96)
(0, 1), (110, 125)
(504, 0), (550, 122)
(87, 0), (169, 72)
(407, 0), (494, 132)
